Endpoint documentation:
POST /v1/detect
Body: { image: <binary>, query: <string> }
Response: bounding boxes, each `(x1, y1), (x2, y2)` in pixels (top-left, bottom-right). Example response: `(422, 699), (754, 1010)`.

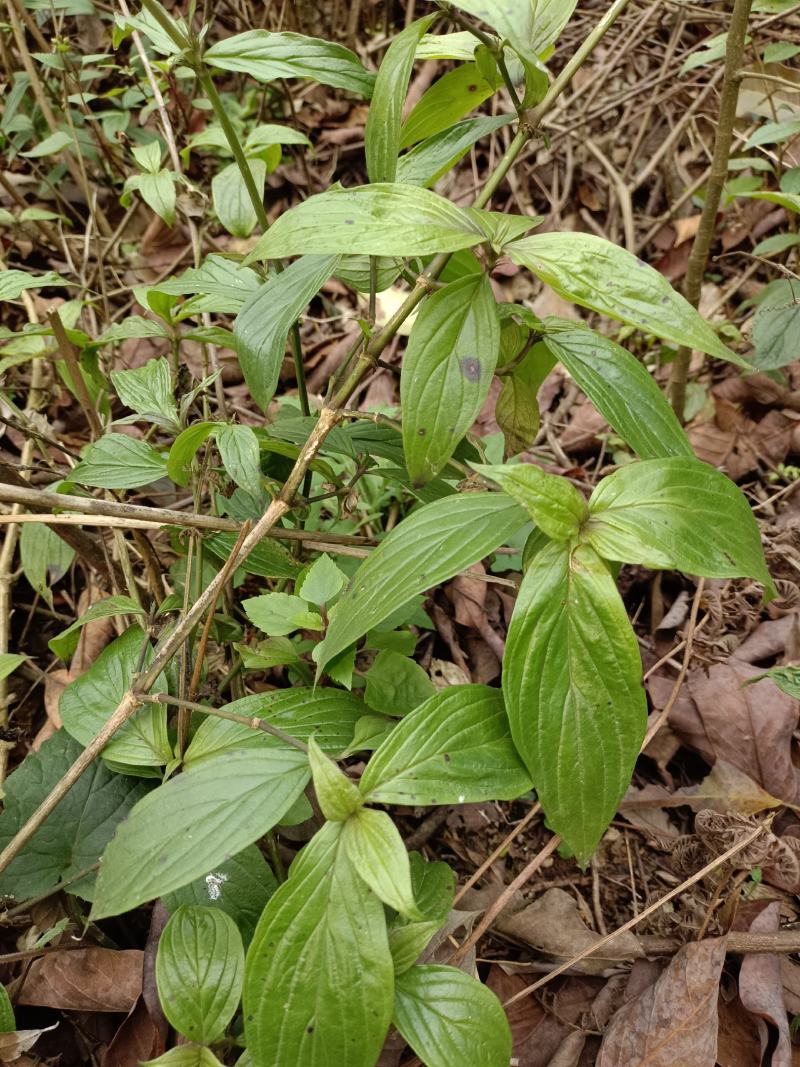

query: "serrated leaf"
(110, 357), (178, 429)
(204, 31), (375, 96)
(72, 433), (168, 489)
(183, 687), (364, 766)
(473, 462), (587, 540)
(314, 493), (527, 672)
(366, 14), (436, 183)
(243, 592), (323, 636)
(243, 821), (394, 1067)
(156, 906), (244, 1043)
(308, 735), (362, 821)
(247, 184), (484, 260)
(342, 808), (421, 919)
(542, 320), (693, 460)
(507, 233), (747, 366)
(504, 541), (647, 863)
(212, 159), (266, 238)
(0, 731), (148, 901)
(60, 626), (171, 770)
(393, 964), (511, 1067)
(91, 747), (310, 919)
(360, 684), (531, 805)
(162, 845), (277, 945)
(234, 255), (338, 410)
(396, 114), (514, 188)
(402, 273), (500, 485)
(585, 457), (774, 593)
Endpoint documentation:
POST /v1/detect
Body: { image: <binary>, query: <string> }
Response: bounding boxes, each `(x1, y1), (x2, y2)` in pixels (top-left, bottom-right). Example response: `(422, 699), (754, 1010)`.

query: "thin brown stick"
(48, 310), (103, 439)
(140, 692), (309, 753)
(454, 803), (541, 905)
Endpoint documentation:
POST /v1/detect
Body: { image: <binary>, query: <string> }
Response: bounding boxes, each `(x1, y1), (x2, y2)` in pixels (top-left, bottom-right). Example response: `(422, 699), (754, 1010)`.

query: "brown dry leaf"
(0, 1026), (56, 1063)
(717, 994), (763, 1067)
(17, 948), (143, 1012)
(781, 957), (800, 1014)
(596, 937), (727, 1066)
(739, 903), (792, 1067)
(103, 997), (165, 1067)
(498, 888), (643, 973)
(683, 760), (783, 816)
(670, 661), (800, 805)
(545, 1031), (586, 1066)
(449, 565), (488, 629)
(673, 215), (702, 245)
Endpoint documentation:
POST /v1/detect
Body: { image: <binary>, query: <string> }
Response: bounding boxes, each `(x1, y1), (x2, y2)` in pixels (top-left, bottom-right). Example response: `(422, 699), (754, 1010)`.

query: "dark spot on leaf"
(443, 753), (451, 762)
(307, 1026), (315, 1034)
(460, 357), (481, 381)
(660, 296), (670, 304)
(417, 427), (426, 436)
(467, 84), (477, 92)
(344, 218), (354, 225)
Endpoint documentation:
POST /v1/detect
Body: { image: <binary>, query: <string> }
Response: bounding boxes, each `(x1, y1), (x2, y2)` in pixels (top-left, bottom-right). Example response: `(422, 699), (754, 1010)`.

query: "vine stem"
(668, 0), (753, 420)
(0, 0), (634, 879)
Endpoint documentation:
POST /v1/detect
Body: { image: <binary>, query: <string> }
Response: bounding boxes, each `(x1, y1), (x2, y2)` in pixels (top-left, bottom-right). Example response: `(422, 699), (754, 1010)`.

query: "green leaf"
(60, 626), (171, 770)
(296, 553), (346, 605)
(49, 595), (145, 661)
(244, 123), (311, 152)
(246, 184), (484, 260)
(204, 31), (375, 97)
(473, 462), (587, 541)
(0, 985), (14, 1032)
(585, 457), (774, 593)
(72, 433), (168, 489)
(504, 541), (647, 863)
(752, 233), (800, 256)
(20, 523), (74, 606)
(393, 964), (512, 1067)
(0, 731), (148, 901)
(91, 746), (310, 919)
(449, 0), (576, 59)
(342, 808), (421, 919)
(507, 233), (747, 366)
(752, 295), (800, 372)
(400, 62), (501, 148)
(131, 139), (162, 174)
(138, 170), (176, 226)
(167, 423), (216, 485)
(110, 357), (178, 430)
(143, 1047), (224, 1067)
(366, 14), (437, 183)
(205, 531), (301, 580)
(315, 493), (527, 672)
(162, 845), (277, 946)
(308, 735), (362, 821)
(183, 687), (363, 766)
(542, 320), (693, 460)
(21, 130), (72, 157)
(243, 822), (394, 1067)
(215, 424), (262, 497)
(212, 160), (266, 238)
(243, 592), (323, 636)
(364, 650), (435, 716)
(396, 114), (514, 188)
(402, 274), (500, 485)
(360, 684), (531, 805)
(0, 652), (27, 682)
(745, 119), (800, 149)
(388, 853), (455, 973)
(153, 254), (261, 315)
(156, 906), (244, 1043)
(748, 665), (800, 699)
(234, 255), (338, 410)
(0, 269), (66, 302)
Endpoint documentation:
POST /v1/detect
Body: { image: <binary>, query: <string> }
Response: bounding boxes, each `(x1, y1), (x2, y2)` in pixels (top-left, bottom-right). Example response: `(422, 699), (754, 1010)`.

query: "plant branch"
(668, 0), (753, 420)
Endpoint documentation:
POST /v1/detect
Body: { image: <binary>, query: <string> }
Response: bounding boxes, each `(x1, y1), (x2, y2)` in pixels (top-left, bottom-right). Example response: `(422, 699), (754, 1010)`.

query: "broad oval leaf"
(541, 320), (693, 460)
(71, 433), (168, 489)
(399, 62), (501, 148)
(473, 462), (587, 541)
(585, 457), (774, 594)
(393, 964), (512, 1067)
(91, 747), (310, 919)
(0, 731), (148, 901)
(503, 541), (647, 864)
(314, 494), (528, 672)
(204, 31), (375, 97)
(246, 184), (484, 260)
(212, 160), (266, 238)
(360, 685), (531, 805)
(156, 906), (244, 1044)
(183, 687), (364, 766)
(402, 274), (500, 485)
(366, 14), (436, 183)
(342, 808), (421, 919)
(243, 822), (394, 1067)
(449, 0), (577, 59)
(234, 255), (339, 410)
(507, 233), (747, 366)
(60, 626), (171, 770)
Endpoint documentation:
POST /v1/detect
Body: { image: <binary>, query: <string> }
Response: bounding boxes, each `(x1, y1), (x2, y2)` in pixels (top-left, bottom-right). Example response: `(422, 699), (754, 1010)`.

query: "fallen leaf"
(739, 903), (792, 1067)
(545, 1030), (586, 1066)
(717, 994), (763, 1067)
(103, 997), (165, 1067)
(597, 937), (727, 1066)
(16, 948), (143, 1012)
(0, 1026), (57, 1063)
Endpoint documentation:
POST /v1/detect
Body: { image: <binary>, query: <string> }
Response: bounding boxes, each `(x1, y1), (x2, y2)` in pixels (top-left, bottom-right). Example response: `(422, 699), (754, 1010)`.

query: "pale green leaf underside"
(503, 541), (647, 864)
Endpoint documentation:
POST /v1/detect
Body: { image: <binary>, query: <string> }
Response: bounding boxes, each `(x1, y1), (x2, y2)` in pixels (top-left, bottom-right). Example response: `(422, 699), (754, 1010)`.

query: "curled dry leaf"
(597, 937), (727, 1067)
(738, 903), (792, 1067)
(16, 948), (143, 1012)
(0, 1025), (57, 1063)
